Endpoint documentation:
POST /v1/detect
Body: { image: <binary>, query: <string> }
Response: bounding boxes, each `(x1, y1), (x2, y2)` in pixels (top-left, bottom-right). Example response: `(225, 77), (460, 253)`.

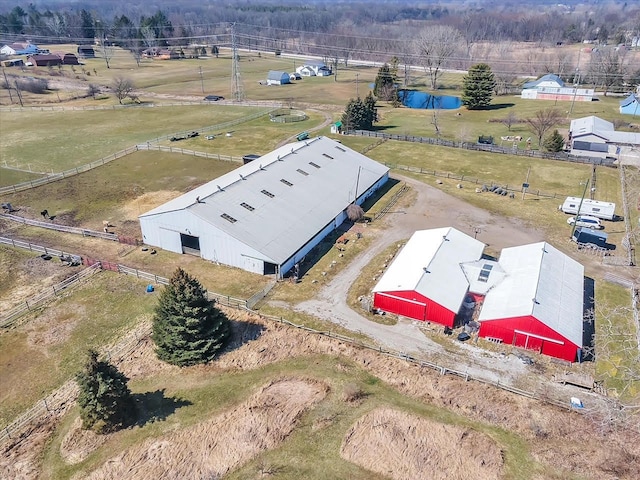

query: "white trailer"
(559, 197), (616, 220)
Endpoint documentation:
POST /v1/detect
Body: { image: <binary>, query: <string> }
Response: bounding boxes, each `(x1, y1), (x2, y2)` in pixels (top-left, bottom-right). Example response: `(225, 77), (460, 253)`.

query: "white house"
(139, 136), (389, 278)
(296, 66), (316, 77)
(521, 74), (594, 102)
(300, 60), (332, 77)
(569, 116), (640, 159)
(0, 45), (16, 55)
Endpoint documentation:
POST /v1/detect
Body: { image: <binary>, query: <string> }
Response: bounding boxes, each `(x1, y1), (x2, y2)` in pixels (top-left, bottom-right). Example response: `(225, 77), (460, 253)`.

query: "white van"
(567, 215), (603, 229)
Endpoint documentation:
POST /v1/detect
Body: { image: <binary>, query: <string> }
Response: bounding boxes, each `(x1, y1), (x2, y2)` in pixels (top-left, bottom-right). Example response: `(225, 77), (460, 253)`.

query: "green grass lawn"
(0, 105), (269, 172)
(0, 167), (45, 187)
(0, 272), (155, 427)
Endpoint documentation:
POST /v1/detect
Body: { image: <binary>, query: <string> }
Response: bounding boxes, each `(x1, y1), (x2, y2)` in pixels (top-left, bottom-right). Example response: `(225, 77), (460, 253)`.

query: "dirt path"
(296, 174), (545, 380)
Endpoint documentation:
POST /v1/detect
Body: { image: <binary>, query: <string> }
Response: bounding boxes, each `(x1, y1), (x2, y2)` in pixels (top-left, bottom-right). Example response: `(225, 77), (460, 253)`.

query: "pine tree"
(543, 129), (565, 152)
(152, 268), (230, 367)
(342, 94), (377, 132)
(373, 63), (397, 102)
(363, 91), (377, 128)
(76, 349), (134, 433)
(462, 63), (496, 110)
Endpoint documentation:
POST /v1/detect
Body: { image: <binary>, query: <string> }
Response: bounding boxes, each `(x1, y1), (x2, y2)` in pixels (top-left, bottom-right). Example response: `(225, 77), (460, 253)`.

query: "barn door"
(180, 233), (200, 255)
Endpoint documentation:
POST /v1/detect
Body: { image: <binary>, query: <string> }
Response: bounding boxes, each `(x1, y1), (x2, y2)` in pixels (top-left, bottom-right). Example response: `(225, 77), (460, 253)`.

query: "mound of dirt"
(118, 191), (182, 223)
(81, 378), (327, 479)
(60, 417), (108, 465)
(341, 408), (503, 480)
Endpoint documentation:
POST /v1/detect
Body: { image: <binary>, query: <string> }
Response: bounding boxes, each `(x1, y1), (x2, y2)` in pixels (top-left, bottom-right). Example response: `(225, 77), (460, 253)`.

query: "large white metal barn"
(139, 136), (389, 277)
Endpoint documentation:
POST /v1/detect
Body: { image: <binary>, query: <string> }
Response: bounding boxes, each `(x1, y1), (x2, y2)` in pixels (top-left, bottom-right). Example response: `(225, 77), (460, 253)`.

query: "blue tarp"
(398, 90), (461, 110)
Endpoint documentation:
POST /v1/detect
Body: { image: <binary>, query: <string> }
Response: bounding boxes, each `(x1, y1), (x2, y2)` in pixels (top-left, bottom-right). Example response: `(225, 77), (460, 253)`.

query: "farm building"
(569, 116), (640, 159)
(371, 227), (586, 362)
(372, 228), (485, 327)
(27, 54), (62, 66)
(521, 74), (594, 102)
(267, 71), (291, 86)
(619, 94), (640, 116)
(139, 136), (389, 277)
(477, 242), (584, 362)
(77, 45), (95, 58)
(1, 42), (38, 55)
(1, 58), (24, 67)
(53, 52), (79, 65)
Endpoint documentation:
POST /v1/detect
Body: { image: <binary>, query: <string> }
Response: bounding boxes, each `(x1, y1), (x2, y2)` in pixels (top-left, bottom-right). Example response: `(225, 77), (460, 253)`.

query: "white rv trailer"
(559, 197), (616, 220)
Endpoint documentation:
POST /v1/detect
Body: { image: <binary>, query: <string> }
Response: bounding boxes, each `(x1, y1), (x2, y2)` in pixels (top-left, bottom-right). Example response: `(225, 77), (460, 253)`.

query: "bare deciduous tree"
(413, 25), (463, 90)
(87, 83), (100, 99)
(111, 77), (135, 104)
(588, 47), (626, 96)
(525, 108), (564, 147)
(501, 112), (520, 132)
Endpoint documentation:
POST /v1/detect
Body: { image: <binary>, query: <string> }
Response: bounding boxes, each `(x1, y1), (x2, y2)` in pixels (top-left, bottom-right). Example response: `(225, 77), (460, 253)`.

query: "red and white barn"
(372, 228), (485, 327)
(477, 242), (584, 362)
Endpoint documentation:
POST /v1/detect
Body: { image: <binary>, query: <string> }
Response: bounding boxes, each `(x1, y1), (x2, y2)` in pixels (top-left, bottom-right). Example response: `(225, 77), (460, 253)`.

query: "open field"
(1, 39), (639, 480)
(3, 309), (638, 480)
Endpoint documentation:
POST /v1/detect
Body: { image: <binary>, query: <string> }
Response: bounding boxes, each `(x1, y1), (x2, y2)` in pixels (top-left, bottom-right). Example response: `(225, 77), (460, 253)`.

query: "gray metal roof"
(140, 136), (389, 264)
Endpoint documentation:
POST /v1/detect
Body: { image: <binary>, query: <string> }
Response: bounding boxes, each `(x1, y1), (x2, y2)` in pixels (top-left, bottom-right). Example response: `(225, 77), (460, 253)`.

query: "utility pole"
(199, 66), (204, 93)
(570, 178), (590, 240)
(355, 72), (359, 98)
(13, 79), (23, 107)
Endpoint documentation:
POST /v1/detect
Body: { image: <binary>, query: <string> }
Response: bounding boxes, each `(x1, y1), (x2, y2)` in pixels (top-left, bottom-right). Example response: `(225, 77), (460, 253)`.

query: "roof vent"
(239, 173), (245, 180)
(217, 185), (224, 192)
(442, 235), (449, 241)
(259, 164), (265, 170)
(532, 298), (539, 304)
(423, 268), (430, 273)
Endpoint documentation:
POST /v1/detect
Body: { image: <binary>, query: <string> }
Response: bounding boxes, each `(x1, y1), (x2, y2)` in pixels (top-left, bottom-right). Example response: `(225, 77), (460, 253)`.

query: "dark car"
(204, 95), (224, 101)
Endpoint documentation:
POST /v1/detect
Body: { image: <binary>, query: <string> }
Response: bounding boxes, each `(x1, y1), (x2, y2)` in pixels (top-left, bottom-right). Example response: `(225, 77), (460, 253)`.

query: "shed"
(139, 136), (389, 278)
(54, 52), (79, 65)
(620, 94), (640, 116)
(372, 228), (485, 327)
(27, 54), (62, 66)
(330, 121), (343, 134)
(477, 242), (584, 362)
(1, 58), (24, 67)
(267, 70), (291, 86)
(77, 45), (95, 58)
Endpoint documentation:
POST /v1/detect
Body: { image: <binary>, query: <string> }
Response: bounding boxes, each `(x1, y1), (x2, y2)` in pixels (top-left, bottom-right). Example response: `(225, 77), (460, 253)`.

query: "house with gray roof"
(569, 115), (640, 159)
(521, 73), (594, 102)
(139, 136), (389, 277)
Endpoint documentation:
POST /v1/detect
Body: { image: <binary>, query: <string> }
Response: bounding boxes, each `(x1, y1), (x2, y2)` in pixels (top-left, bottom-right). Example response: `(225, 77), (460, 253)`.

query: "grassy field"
(40, 353), (554, 480)
(0, 272), (154, 426)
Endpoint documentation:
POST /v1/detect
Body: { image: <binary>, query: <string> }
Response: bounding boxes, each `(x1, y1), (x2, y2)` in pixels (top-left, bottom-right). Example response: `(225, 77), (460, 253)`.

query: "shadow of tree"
(133, 390), (192, 427)
(224, 319), (265, 351)
(480, 103), (516, 111)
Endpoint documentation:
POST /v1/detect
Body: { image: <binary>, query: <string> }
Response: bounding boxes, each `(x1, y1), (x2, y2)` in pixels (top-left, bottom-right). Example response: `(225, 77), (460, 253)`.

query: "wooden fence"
(1, 213), (119, 241)
(350, 130), (617, 167)
(0, 264), (101, 329)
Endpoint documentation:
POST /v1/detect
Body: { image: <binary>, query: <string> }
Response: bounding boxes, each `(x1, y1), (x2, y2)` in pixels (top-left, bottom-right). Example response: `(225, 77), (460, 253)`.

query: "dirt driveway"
(295, 174), (546, 382)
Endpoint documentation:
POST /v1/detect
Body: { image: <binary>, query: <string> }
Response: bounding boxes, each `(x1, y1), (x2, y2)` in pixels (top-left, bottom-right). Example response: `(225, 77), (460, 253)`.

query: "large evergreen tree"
(76, 350), (134, 433)
(342, 93), (377, 131)
(152, 268), (230, 367)
(462, 63), (496, 110)
(373, 63), (398, 102)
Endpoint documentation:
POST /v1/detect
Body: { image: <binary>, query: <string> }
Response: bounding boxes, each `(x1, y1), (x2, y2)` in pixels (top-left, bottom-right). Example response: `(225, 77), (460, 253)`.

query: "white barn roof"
(570, 115), (640, 145)
(478, 242), (584, 347)
(373, 228), (485, 312)
(140, 136), (388, 264)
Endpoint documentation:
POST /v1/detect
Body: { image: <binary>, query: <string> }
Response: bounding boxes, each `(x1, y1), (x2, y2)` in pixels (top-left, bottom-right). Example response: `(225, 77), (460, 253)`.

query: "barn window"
(280, 178), (293, 186)
(221, 213), (237, 223)
(296, 168), (309, 176)
(309, 161), (321, 169)
(335, 145), (346, 152)
(240, 202), (254, 211)
(478, 264), (493, 283)
(322, 153), (334, 159)
(261, 189), (275, 198)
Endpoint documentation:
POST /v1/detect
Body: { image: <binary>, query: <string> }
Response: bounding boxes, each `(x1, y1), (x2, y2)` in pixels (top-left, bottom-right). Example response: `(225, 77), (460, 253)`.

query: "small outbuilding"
(77, 45), (95, 58)
(27, 54), (62, 66)
(267, 70), (291, 86)
(372, 228), (485, 327)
